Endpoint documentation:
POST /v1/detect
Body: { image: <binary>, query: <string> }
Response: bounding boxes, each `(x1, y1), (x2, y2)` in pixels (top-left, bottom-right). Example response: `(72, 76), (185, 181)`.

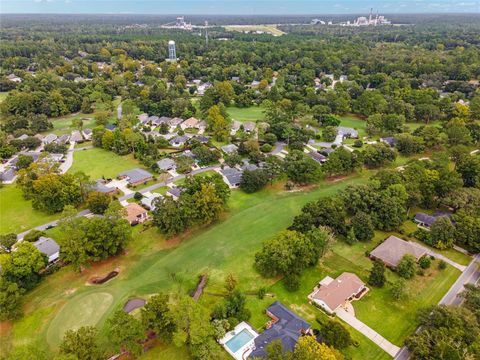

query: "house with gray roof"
(93, 180), (117, 194)
(337, 127), (358, 139)
(170, 135), (189, 147)
(70, 131), (84, 143)
(168, 117), (184, 127)
(381, 137), (397, 147)
(34, 236), (60, 263)
(0, 168), (16, 183)
(166, 187), (183, 200)
(118, 168), (153, 186)
(82, 128), (92, 140)
(249, 302), (311, 359)
(221, 144), (238, 155)
(307, 151), (327, 164)
(156, 158), (176, 171)
(220, 167), (243, 188)
(243, 122), (256, 133)
(370, 236), (427, 268)
(230, 120), (242, 135)
(42, 133), (58, 145)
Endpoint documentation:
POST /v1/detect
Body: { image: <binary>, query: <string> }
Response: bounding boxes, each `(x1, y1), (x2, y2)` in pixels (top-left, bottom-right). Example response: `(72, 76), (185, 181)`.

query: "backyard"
(0, 185), (61, 234)
(226, 105), (265, 123)
(68, 148), (146, 180)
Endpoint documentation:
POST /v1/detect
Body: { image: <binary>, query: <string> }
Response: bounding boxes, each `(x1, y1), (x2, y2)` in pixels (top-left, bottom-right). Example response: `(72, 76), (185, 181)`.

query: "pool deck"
(219, 321), (259, 360)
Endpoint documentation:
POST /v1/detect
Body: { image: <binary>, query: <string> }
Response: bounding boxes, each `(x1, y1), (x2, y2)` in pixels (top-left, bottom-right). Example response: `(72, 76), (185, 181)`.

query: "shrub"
(23, 230), (46, 243)
(283, 273), (300, 292)
(260, 143), (273, 153)
(397, 255), (416, 279)
(419, 256), (431, 269)
(257, 287), (266, 300)
(438, 260), (447, 270)
(353, 139), (363, 148)
(320, 319), (352, 349)
(133, 192), (143, 201)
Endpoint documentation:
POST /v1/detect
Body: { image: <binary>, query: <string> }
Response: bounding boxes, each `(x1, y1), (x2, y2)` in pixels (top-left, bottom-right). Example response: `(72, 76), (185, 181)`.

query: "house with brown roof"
(369, 235), (427, 268)
(124, 203), (148, 225)
(180, 117), (203, 130)
(308, 272), (367, 314)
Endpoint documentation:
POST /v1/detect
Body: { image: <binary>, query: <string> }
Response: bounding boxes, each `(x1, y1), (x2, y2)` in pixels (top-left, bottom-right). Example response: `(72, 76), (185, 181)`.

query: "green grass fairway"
(227, 106), (265, 122)
(69, 148), (145, 180)
(0, 185), (60, 234)
(49, 112), (116, 136)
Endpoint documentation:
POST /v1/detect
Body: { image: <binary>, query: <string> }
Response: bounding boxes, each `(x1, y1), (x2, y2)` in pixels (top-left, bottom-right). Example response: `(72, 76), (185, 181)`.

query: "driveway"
(336, 308), (400, 357)
(58, 142), (75, 174)
(108, 179), (133, 195)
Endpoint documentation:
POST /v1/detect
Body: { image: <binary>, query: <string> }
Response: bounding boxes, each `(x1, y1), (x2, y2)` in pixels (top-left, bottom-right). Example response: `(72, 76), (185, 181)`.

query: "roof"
(192, 135), (209, 143)
(105, 124), (117, 131)
(141, 193), (162, 210)
(93, 180), (116, 193)
(182, 117), (201, 127)
(168, 117), (184, 126)
(220, 167), (243, 186)
(370, 236), (427, 268)
(0, 168), (16, 182)
(82, 128), (92, 135)
(243, 121), (256, 131)
(43, 133), (58, 144)
(414, 212), (437, 227)
(307, 151), (327, 163)
(221, 144), (238, 154)
(241, 161), (258, 171)
(337, 126), (358, 138)
(231, 120), (242, 131)
(170, 135), (189, 145)
(70, 131), (83, 142)
(125, 203), (147, 222)
(381, 137), (397, 147)
(166, 187), (183, 199)
(249, 302), (310, 359)
(118, 168), (152, 184)
(34, 237), (60, 258)
(312, 273), (365, 312)
(156, 158), (176, 170)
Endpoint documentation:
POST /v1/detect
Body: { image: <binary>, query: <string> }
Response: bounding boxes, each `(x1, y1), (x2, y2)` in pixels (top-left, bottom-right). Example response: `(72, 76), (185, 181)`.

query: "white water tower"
(168, 40), (176, 61)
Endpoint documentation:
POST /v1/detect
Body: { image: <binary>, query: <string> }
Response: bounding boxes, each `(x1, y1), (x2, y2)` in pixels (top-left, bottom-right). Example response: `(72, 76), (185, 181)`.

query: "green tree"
(86, 191), (111, 215)
(391, 279), (407, 300)
(107, 310), (145, 357)
(430, 217), (455, 249)
(0, 233), (17, 253)
(0, 278), (23, 320)
(368, 260), (386, 287)
(284, 150), (322, 185)
(141, 293), (175, 342)
(293, 335), (344, 360)
(397, 255), (416, 279)
(320, 319), (352, 349)
(59, 326), (103, 360)
(351, 212), (374, 241)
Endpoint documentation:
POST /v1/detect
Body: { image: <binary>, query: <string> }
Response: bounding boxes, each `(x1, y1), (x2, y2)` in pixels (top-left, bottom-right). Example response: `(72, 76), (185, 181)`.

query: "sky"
(1, 0), (479, 14)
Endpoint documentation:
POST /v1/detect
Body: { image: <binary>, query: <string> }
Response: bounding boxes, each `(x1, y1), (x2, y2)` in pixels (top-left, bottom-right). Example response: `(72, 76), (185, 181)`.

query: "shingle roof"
(249, 301), (311, 359)
(166, 187), (183, 199)
(141, 193), (162, 210)
(220, 167), (243, 186)
(221, 144), (238, 154)
(370, 236), (427, 268)
(34, 237), (60, 258)
(307, 151), (327, 163)
(118, 168), (152, 184)
(414, 213), (437, 227)
(125, 203), (147, 223)
(156, 158), (176, 170)
(312, 273), (365, 312)
(337, 126), (358, 138)
(0, 168), (16, 182)
(170, 135), (189, 145)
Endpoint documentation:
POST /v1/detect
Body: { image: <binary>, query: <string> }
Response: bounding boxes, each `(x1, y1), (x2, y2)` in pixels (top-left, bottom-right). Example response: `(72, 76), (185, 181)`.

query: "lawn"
(3, 176), (373, 357)
(48, 111), (117, 136)
(339, 114), (367, 138)
(1, 173), (462, 359)
(0, 185), (61, 234)
(0, 91), (9, 104)
(227, 105), (265, 123)
(68, 148), (145, 180)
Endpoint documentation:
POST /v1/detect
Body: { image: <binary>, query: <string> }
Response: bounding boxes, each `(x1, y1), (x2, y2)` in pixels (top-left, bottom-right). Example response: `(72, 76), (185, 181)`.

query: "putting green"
(46, 291), (113, 346)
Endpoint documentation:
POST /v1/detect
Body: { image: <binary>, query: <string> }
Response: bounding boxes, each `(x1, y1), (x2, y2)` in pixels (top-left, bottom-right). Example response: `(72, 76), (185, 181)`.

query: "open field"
(227, 105), (265, 123)
(69, 148), (145, 180)
(0, 185), (61, 234)
(339, 114), (367, 138)
(224, 24), (285, 36)
(0, 91), (8, 103)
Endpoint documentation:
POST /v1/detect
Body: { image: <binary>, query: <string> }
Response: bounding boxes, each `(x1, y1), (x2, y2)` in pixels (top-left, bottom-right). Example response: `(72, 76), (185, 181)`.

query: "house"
(180, 117), (200, 130)
(105, 124), (117, 131)
(0, 168), (16, 183)
(93, 180), (117, 194)
(166, 187), (183, 200)
(243, 122), (256, 133)
(138, 113), (149, 124)
(56, 134), (70, 145)
(192, 135), (209, 144)
(414, 213), (437, 228)
(141, 193), (162, 211)
(170, 135), (189, 147)
(370, 235), (427, 268)
(337, 127), (358, 139)
(309, 272), (367, 314)
(16, 134), (29, 141)
(168, 117), (184, 128)
(124, 203), (149, 225)
(249, 302), (311, 359)
(118, 168), (153, 186)
(240, 161), (258, 171)
(82, 128), (92, 140)
(158, 116), (172, 125)
(7, 74), (22, 83)
(231, 120), (242, 134)
(156, 158), (176, 171)
(220, 167), (243, 188)
(221, 144), (238, 155)
(307, 151), (327, 164)
(250, 80), (261, 88)
(231, 76), (240, 82)
(70, 131), (84, 143)
(33, 236), (60, 263)
(381, 137), (397, 147)
(42, 133), (58, 145)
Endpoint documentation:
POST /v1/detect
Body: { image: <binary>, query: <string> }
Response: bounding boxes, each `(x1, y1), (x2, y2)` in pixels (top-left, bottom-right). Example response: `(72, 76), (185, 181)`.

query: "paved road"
(336, 308), (400, 357)
(394, 253), (480, 360)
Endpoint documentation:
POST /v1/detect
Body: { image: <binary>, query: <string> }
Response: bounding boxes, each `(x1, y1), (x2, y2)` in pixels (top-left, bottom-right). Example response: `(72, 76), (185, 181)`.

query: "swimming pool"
(225, 328), (255, 353)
